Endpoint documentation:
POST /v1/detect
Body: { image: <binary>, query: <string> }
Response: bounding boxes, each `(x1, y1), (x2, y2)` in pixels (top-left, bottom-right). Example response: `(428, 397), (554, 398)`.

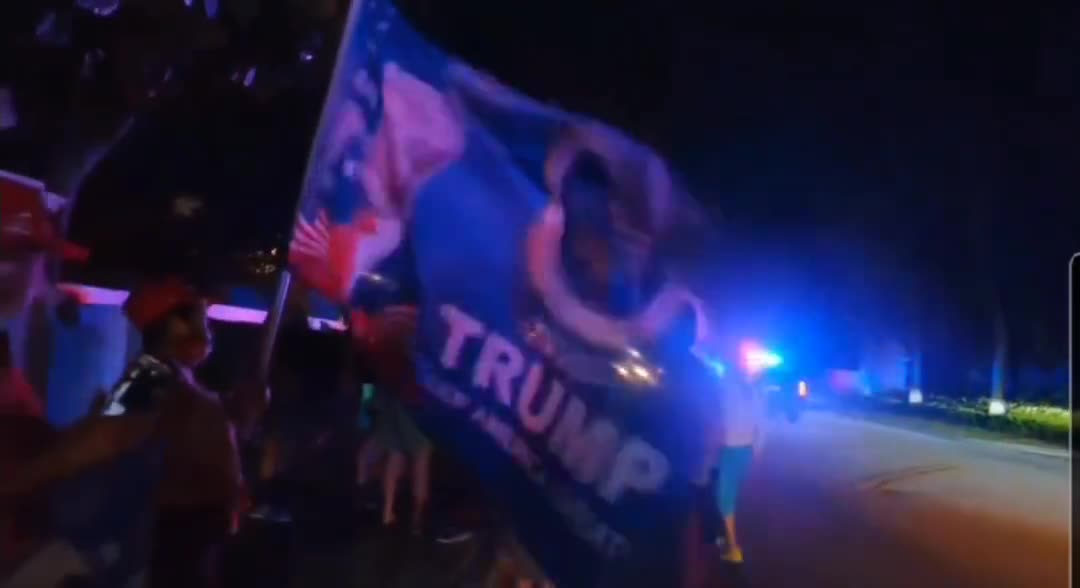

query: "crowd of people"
(0, 275), (772, 588)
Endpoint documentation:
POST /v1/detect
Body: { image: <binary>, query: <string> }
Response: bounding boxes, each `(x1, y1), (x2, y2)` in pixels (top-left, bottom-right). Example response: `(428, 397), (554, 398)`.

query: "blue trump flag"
(289, 1), (718, 586)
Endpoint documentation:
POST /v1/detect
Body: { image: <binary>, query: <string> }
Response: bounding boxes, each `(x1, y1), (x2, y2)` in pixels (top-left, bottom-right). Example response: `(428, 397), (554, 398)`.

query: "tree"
(954, 86), (1013, 410)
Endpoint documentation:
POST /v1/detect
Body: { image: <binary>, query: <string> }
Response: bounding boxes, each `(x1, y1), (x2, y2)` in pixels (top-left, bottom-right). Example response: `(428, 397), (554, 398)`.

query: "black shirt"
(102, 354), (178, 416)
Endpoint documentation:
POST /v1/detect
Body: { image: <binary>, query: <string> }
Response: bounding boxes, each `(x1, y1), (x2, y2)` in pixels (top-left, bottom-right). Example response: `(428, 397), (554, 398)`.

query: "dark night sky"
(406, 1), (1079, 367)
(5, 1), (1077, 377)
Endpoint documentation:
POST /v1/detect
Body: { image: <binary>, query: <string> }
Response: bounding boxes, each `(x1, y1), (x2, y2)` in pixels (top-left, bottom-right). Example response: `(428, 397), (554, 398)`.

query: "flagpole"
(254, 0), (365, 383)
(257, 269), (292, 382)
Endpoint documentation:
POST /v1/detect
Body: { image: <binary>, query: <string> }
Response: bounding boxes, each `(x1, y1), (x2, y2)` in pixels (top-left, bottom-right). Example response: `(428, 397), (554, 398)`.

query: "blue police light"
(694, 342), (782, 380)
(741, 342), (783, 372)
(754, 350), (783, 369)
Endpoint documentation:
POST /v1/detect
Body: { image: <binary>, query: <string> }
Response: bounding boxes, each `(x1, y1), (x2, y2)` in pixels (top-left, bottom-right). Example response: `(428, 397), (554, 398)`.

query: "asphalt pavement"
(276, 410), (1070, 588)
(3, 411), (1070, 587)
(734, 411), (1070, 588)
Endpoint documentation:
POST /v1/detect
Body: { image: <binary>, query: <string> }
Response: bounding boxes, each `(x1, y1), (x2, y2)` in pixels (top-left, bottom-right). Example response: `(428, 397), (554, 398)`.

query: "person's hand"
(752, 440), (765, 460)
(228, 378), (270, 439)
(240, 379), (271, 411)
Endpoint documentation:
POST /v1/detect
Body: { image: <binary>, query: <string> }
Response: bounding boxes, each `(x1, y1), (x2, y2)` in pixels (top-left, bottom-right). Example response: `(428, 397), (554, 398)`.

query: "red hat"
(0, 171), (90, 262)
(123, 277), (203, 330)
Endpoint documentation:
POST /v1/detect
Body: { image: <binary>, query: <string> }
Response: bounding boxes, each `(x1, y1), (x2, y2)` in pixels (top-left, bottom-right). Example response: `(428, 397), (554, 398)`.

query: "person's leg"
(721, 515), (739, 561)
(409, 444), (433, 534)
(259, 436), (281, 481)
(382, 450), (406, 525)
(717, 446), (753, 562)
(356, 437), (382, 486)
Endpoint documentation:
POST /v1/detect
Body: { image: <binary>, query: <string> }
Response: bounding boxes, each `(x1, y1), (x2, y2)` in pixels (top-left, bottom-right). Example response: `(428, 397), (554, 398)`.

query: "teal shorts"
(715, 445), (754, 517)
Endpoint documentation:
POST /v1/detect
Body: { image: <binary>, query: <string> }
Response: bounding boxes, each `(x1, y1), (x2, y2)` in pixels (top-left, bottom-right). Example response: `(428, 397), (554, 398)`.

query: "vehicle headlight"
(612, 358), (660, 387)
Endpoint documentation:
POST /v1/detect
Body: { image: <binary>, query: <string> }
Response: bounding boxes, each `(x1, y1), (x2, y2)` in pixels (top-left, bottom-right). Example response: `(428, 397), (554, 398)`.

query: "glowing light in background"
(908, 388), (923, 404)
(59, 284), (346, 331)
(798, 380), (809, 397)
(741, 340), (782, 373)
(612, 348), (661, 387)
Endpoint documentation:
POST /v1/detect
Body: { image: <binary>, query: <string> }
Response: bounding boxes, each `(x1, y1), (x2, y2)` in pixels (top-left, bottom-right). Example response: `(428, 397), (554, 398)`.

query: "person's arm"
(10, 369), (44, 419)
(0, 412), (157, 500)
(0, 360), (179, 502)
(753, 427), (767, 458)
(225, 379), (270, 441)
(752, 388), (768, 457)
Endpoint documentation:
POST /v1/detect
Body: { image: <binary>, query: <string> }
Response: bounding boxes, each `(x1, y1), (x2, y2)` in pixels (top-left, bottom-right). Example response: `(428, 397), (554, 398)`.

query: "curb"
(959, 437), (1071, 459)
(815, 409), (1071, 458)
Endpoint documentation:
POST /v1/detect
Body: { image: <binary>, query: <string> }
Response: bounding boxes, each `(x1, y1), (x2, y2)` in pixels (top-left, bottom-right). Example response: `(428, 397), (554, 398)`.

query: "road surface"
(3, 411), (1070, 587)
(731, 411), (1070, 588)
(280, 411), (1070, 587)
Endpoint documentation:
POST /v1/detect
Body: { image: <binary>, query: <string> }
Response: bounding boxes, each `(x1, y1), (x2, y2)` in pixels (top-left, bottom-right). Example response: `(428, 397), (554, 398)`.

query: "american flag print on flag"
(288, 2), (718, 586)
(288, 0), (460, 308)
(289, 210), (329, 260)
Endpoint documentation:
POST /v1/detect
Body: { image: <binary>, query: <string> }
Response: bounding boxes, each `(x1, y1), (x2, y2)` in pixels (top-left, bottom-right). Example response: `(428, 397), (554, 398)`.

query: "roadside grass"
(830, 393), (1071, 448)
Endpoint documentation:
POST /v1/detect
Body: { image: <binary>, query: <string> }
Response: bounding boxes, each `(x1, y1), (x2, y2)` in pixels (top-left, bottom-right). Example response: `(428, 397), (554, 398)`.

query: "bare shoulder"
(157, 381), (229, 429)
(189, 385), (230, 420)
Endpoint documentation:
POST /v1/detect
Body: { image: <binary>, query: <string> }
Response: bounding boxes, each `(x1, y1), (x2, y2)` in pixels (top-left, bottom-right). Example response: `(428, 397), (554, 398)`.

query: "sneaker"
(409, 516), (426, 537)
(248, 505), (292, 524)
(247, 505), (271, 520)
(434, 526), (475, 545)
(721, 545), (744, 564)
(353, 493), (380, 512)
